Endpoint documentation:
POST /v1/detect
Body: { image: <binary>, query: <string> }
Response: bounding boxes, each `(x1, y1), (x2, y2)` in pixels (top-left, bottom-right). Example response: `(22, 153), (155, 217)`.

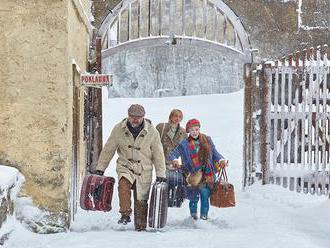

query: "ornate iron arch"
(98, 0), (251, 62)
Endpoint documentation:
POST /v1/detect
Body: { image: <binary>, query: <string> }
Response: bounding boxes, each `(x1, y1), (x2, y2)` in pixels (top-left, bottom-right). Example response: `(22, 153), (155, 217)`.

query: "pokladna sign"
(80, 74), (113, 87)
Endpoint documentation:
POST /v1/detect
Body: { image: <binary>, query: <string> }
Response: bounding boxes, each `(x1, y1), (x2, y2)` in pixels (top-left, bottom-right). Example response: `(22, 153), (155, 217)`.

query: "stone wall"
(222, 0), (329, 60)
(93, 0), (329, 60)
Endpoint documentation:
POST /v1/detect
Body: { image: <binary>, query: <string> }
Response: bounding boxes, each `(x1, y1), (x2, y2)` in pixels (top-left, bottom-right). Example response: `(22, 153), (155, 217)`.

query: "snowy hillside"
(4, 90), (330, 248)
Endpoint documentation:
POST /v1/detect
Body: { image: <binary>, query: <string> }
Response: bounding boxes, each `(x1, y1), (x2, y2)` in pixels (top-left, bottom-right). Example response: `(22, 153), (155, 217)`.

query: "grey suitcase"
(166, 169), (185, 207)
(148, 181), (168, 228)
(168, 185), (185, 207)
(166, 169), (184, 187)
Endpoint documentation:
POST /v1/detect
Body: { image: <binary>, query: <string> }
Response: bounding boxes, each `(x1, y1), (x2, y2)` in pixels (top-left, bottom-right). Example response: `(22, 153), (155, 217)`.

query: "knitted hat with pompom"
(185, 119), (200, 133)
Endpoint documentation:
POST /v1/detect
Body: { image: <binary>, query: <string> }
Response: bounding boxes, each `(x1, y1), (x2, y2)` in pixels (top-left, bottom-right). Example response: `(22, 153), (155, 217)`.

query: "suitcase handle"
(93, 185), (103, 201)
(216, 168), (228, 183)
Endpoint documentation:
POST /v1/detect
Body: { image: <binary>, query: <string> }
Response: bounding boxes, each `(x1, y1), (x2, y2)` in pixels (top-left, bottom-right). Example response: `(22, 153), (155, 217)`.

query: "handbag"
(210, 168), (236, 208)
(186, 170), (203, 187)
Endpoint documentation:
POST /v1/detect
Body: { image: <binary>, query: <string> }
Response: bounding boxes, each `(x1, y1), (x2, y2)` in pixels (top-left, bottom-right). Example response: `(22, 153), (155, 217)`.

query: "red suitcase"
(80, 174), (115, 211)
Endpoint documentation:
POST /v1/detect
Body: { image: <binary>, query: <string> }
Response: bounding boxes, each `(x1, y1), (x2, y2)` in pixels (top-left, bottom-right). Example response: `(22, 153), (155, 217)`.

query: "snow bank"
(14, 197), (67, 234)
(0, 166), (20, 190)
(0, 165), (24, 245)
(0, 165), (23, 207)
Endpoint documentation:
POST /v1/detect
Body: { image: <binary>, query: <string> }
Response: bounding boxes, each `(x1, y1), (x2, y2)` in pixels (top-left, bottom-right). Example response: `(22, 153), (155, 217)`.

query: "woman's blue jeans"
(188, 185), (211, 217)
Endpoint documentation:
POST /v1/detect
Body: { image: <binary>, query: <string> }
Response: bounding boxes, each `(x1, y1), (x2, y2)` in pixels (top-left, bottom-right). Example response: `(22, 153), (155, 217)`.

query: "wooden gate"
(244, 45), (330, 196)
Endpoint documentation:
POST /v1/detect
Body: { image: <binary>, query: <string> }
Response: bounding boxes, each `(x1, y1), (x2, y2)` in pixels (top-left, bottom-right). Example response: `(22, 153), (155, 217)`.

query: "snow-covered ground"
(4, 90), (330, 248)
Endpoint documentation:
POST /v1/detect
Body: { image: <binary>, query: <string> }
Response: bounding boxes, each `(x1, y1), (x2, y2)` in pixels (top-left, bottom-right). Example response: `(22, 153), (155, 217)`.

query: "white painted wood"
(323, 66), (330, 171)
(223, 15), (227, 45)
(118, 11), (121, 43)
(294, 71), (299, 168)
(314, 50), (321, 172)
(308, 67), (313, 170)
(280, 67), (285, 168)
(301, 70), (306, 169)
(213, 6), (217, 41)
(287, 68), (292, 167)
(138, 0), (142, 38)
(273, 67), (279, 169)
(159, 0), (162, 35)
(182, 0), (185, 35)
(102, 35), (247, 59)
(98, 0), (252, 61)
(266, 67), (277, 170)
(203, 0), (207, 39)
(193, 0), (196, 36)
(128, 3), (132, 40)
(270, 68), (279, 169)
(107, 28), (111, 48)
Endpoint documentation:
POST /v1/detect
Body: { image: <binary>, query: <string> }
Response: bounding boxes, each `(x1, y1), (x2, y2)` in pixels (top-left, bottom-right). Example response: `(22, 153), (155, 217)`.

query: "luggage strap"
(93, 185), (103, 201)
(160, 123), (166, 140)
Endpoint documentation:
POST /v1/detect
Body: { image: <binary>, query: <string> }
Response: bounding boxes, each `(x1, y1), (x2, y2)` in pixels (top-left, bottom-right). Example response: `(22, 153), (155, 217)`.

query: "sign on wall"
(80, 74), (113, 87)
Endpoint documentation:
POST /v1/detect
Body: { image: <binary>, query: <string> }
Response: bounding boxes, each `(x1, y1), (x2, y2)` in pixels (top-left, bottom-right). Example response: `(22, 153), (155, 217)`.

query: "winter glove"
(215, 160), (228, 172)
(94, 170), (104, 176)
(171, 160), (181, 169)
(156, 177), (167, 183)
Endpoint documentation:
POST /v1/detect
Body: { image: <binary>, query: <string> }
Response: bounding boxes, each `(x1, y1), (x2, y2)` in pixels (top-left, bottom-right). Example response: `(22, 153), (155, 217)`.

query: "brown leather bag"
(186, 170), (203, 187)
(210, 168), (236, 208)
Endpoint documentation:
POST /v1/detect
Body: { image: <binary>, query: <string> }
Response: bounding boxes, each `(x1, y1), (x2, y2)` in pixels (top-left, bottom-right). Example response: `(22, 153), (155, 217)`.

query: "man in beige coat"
(95, 104), (166, 231)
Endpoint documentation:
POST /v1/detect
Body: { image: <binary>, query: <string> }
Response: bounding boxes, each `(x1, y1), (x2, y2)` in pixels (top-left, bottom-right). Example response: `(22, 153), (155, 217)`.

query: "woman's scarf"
(188, 134), (215, 187)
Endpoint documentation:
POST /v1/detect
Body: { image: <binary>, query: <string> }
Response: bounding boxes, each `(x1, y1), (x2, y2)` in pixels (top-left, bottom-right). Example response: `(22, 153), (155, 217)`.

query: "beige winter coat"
(96, 118), (166, 200)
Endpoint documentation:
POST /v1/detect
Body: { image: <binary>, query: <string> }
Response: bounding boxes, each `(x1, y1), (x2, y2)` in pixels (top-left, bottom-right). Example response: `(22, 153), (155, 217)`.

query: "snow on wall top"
(0, 165), (24, 205)
(0, 165), (19, 188)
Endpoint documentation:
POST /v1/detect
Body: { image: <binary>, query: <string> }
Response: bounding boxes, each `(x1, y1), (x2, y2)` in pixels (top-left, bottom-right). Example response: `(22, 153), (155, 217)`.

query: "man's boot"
(134, 200), (148, 231)
(118, 215), (131, 225)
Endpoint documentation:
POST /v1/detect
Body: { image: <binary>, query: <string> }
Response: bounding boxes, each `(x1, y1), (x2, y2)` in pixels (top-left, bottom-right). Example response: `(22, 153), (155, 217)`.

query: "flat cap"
(128, 104), (145, 117)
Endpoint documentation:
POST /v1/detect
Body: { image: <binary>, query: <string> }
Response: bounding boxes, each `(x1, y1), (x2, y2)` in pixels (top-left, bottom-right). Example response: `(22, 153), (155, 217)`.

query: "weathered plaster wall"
(0, 0), (70, 213)
(0, 0), (90, 227)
